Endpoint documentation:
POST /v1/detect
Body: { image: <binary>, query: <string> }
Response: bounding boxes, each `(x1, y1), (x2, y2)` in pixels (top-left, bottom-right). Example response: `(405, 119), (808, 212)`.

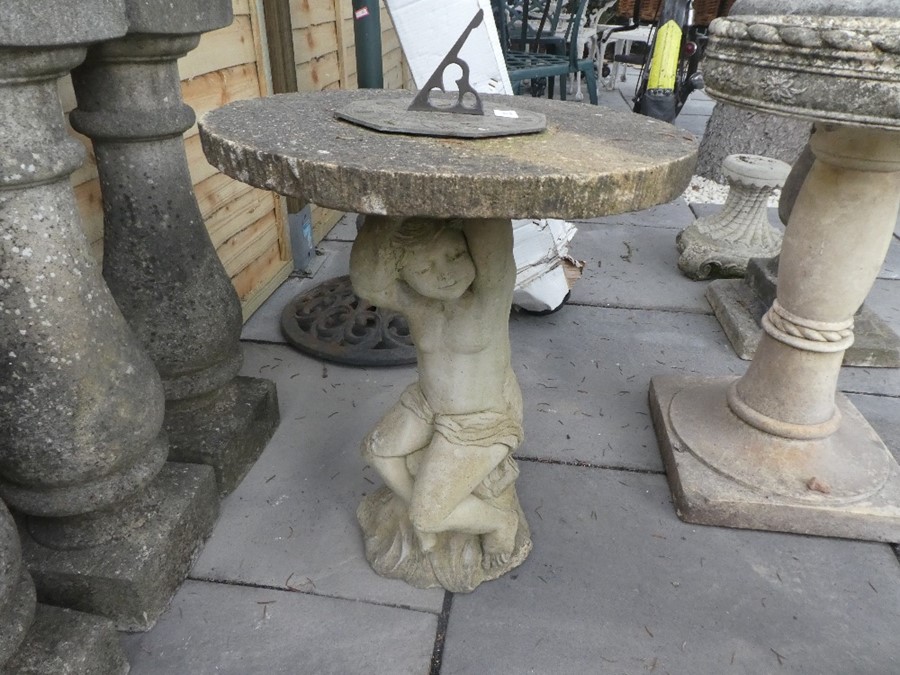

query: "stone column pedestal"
(0, 2), (217, 631)
(69, 0), (279, 497)
(676, 153), (789, 280)
(651, 2), (900, 541)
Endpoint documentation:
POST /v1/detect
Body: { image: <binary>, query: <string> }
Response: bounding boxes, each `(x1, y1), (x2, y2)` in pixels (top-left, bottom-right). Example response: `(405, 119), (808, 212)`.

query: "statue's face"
(400, 227), (475, 301)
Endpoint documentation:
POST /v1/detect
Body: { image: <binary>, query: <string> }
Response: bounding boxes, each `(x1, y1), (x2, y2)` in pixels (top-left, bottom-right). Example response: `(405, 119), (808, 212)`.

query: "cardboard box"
(385, 0), (513, 94)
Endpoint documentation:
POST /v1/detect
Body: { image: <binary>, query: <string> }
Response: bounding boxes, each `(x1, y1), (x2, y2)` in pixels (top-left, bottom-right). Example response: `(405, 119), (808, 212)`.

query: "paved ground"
(122, 74), (900, 673)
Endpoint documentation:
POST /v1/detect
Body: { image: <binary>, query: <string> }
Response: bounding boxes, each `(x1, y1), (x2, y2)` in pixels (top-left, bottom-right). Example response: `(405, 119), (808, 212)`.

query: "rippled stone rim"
(704, 16), (900, 129)
(710, 16), (900, 56)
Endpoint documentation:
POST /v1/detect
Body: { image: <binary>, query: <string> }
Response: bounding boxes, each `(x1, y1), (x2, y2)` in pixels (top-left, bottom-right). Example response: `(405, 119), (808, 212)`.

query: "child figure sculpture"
(350, 215), (532, 592)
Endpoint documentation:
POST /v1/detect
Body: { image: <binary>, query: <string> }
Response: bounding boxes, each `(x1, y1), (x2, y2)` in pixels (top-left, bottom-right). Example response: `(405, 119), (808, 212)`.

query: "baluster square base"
(165, 376), (279, 496)
(19, 463), (218, 632)
(4, 604), (128, 674)
(649, 375), (900, 542)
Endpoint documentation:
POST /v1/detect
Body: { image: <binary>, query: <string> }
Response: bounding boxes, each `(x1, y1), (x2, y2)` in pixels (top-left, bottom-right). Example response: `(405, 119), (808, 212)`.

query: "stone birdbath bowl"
(199, 88), (697, 592)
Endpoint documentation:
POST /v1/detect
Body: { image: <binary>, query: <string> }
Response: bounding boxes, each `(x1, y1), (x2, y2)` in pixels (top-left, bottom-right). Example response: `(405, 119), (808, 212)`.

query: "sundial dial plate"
(335, 9), (546, 139)
(335, 98), (547, 139)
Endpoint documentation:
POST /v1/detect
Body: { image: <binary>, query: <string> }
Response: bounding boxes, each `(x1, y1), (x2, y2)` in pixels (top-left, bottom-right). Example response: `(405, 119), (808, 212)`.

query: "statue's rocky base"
(358, 485), (532, 593)
(5, 605), (128, 675)
(165, 376), (280, 496)
(20, 463), (218, 632)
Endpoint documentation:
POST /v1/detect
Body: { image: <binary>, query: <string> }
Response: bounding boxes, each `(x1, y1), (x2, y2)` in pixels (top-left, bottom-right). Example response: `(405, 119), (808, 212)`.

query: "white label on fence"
(494, 109), (519, 118)
(355, 7), (370, 19)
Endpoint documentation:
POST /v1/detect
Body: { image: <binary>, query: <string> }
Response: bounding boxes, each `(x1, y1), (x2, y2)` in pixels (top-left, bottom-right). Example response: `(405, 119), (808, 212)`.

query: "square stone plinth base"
(4, 604), (128, 674)
(21, 463), (218, 632)
(165, 376), (279, 496)
(706, 279), (900, 367)
(649, 375), (900, 542)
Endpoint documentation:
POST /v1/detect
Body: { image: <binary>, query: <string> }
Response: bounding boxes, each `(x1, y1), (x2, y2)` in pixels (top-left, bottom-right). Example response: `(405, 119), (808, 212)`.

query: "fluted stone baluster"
(0, 500), (128, 674)
(651, 0), (900, 541)
(69, 0), (279, 497)
(0, 0), (217, 632)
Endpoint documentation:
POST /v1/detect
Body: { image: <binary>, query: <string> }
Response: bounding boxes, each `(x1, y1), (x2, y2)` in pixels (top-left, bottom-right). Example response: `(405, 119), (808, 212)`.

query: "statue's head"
(393, 218), (475, 301)
(350, 216), (475, 305)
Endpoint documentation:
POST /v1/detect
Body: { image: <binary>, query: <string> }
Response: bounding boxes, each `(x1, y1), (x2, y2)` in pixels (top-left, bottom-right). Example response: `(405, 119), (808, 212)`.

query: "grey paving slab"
(572, 197), (696, 231)
(689, 203), (783, 231)
(864, 279), (900, 334)
(323, 212), (359, 242)
(121, 580), (436, 675)
(596, 86), (633, 113)
(840, 279), (900, 397)
(675, 112), (709, 139)
(240, 242), (352, 344)
(567, 223), (712, 313)
(510, 304), (746, 472)
(878, 237), (900, 281)
(848, 392), (900, 464)
(680, 94), (716, 116)
(240, 276), (306, 344)
(442, 461), (900, 675)
(191, 341), (445, 613)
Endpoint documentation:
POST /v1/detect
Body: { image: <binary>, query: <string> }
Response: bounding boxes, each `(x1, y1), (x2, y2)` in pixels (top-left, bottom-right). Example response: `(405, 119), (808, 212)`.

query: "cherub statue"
(350, 215), (531, 592)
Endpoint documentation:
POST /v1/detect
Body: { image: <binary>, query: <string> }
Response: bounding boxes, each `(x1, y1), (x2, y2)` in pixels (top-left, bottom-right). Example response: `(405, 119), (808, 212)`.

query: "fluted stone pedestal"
(69, 1), (279, 497)
(651, 0), (900, 541)
(0, 1), (217, 632)
(676, 153), (789, 280)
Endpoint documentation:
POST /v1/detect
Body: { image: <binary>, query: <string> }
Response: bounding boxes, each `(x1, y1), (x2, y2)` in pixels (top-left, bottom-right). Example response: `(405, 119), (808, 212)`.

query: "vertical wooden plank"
(249, 0), (293, 269)
(334, 0), (352, 88)
(261, 0), (302, 213)
(262, 0), (299, 94)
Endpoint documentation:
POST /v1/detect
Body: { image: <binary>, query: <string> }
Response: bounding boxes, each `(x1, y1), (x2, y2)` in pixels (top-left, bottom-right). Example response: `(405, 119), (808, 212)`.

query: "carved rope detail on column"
(762, 299), (854, 353)
(709, 17), (900, 56)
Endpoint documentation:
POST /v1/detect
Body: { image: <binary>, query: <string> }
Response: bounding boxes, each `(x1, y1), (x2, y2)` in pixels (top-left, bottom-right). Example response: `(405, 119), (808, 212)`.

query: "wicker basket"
(616, 0), (736, 25)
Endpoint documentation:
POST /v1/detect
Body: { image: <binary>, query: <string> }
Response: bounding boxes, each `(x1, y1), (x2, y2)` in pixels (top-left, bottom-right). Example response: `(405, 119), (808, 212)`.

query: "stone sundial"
(199, 61), (697, 592)
(335, 9), (546, 139)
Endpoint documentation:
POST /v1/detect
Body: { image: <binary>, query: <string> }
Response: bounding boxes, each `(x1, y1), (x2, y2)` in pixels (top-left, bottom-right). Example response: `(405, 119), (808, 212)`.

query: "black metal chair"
(494, 0), (599, 105)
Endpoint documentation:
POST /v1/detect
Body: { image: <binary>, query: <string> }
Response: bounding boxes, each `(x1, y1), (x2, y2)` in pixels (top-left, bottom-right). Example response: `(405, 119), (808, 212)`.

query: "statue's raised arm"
(460, 218), (516, 309)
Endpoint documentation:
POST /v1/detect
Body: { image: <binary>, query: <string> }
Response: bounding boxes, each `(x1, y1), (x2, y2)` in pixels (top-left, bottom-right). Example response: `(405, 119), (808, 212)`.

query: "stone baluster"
(0, 0), (218, 631)
(651, 0), (900, 541)
(69, 0), (279, 497)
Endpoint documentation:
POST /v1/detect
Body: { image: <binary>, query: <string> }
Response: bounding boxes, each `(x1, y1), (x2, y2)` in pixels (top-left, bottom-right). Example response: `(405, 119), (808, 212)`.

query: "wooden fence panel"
(289, 0), (410, 241)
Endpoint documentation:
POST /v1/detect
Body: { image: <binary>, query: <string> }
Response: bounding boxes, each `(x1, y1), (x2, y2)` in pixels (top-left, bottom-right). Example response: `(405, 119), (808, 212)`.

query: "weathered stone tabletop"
(200, 89), (697, 592)
(199, 89), (697, 219)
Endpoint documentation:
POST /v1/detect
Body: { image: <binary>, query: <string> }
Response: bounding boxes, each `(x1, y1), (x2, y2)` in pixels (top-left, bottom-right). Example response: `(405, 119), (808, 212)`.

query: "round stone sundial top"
(199, 89), (698, 220)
